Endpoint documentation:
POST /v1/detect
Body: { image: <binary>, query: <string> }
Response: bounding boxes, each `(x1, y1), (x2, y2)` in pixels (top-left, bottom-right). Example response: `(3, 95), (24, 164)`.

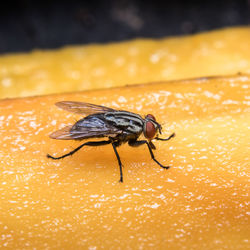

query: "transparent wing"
(55, 101), (115, 115)
(49, 125), (75, 140)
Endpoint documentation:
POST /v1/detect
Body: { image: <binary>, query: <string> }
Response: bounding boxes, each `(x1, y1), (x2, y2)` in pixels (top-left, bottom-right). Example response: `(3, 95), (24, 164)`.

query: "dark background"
(0, 0), (249, 54)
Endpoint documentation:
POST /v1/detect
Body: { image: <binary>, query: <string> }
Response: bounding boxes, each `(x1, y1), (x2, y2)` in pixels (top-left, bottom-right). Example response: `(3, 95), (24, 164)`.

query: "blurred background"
(0, 0), (249, 54)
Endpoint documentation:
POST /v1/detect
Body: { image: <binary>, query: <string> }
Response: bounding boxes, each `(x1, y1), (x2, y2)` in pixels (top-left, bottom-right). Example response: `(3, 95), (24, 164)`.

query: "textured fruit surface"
(0, 75), (249, 249)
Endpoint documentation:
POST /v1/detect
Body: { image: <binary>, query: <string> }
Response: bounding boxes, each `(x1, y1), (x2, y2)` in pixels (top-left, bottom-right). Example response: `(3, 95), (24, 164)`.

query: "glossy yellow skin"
(0, 27), (250, 98)
(0, 75), (249, 249)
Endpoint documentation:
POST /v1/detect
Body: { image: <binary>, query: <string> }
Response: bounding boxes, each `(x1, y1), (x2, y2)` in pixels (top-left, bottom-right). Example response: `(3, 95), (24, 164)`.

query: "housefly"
(47, 101), (175, 182)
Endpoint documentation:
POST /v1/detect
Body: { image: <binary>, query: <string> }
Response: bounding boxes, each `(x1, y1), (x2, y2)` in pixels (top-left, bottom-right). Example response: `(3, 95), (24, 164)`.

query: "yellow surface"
(0, 27), (250, 98)
(0, 75), (249, 249)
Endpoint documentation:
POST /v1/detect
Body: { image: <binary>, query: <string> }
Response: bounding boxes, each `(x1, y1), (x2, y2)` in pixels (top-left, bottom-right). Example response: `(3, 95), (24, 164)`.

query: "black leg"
(112, 142), (123, 183)
(129, 139), (170, 169)
(155, 132), (175, 141)
(149, 141), (156, 150)
(47, 140), (111, 160)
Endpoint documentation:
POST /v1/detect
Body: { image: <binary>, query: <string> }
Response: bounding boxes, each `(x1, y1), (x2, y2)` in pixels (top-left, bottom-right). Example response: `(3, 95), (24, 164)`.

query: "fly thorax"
(104, 112), (143, 134)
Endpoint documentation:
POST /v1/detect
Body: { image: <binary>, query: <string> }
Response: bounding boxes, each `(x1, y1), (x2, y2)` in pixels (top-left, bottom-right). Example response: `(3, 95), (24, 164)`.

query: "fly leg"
(155, 132), (175, 141)
(47, 140), (111, 160)
(128, 139), (170, 170)
(111, 141), (124, 183)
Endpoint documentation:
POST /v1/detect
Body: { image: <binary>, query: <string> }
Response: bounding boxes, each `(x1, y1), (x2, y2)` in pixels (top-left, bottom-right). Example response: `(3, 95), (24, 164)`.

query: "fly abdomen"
(72, 115), (106, 130)
(68, 113), (122, 140)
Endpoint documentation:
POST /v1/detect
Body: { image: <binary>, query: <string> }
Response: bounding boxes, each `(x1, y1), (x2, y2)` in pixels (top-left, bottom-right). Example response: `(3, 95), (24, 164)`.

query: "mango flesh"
(1, 27), (250, 98)
(0, 75), (249, 249)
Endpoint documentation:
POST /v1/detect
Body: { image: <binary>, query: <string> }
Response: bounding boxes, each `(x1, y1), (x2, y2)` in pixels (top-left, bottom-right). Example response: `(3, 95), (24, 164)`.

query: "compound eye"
(144, 121), (156, 140)
(146, 114), (156, 121)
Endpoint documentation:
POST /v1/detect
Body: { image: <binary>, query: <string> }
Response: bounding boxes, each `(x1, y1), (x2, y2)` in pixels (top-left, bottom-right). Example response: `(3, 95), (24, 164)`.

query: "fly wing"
(49, 125), (75, 140)
(55, 101), (115, 115)
(49, 115), (122, 140)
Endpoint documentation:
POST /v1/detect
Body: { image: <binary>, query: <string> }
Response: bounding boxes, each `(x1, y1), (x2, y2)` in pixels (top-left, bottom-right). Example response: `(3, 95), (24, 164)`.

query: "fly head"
(143, 114), (162, 140)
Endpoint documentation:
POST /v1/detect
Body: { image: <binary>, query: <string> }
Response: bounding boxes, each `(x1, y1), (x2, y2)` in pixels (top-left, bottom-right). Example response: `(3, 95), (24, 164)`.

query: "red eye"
(144, 121), (156, 140)
(146, 114), (156, 121)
